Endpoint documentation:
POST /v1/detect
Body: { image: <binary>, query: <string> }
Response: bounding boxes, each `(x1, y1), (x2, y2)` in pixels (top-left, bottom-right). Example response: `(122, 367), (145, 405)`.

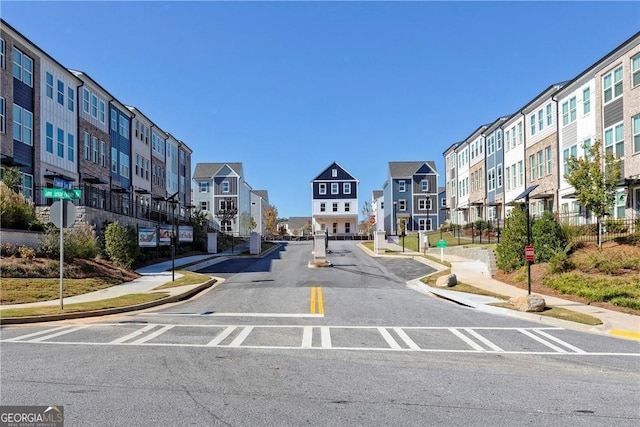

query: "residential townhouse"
(150, 126), (168, 215)
(444, 31), (640, 227)
(437, 186), (447, 227)
(127, 106), (153, 218)
(383, 161), (438, 234)
(311, 162), (359, 237)
(467, 125), (488, 223)
(0, 18), (193, 235)
(193, 162), (252, 237)
(178, 141), (192, 214)
(73, 71), (111, 211)
(522, 83), (564, 217)
(484, 117), (508, 223)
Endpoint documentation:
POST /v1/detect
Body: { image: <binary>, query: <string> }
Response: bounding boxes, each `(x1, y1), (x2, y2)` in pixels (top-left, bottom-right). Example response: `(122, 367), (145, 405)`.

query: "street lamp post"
(166, 191), (179, 282)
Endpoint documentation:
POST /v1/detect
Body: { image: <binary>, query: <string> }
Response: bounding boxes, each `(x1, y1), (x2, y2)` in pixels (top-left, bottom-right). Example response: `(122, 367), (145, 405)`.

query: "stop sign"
(50, 200), (76, 228)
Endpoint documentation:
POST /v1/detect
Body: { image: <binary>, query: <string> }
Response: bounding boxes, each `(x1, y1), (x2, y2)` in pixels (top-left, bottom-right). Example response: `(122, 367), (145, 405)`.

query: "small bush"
(548, 250), (572, 274)
(38, 223), (100, 260)
(532, 211), (568, 263)
(0, 243), (18, 257)
(104, 222), (138, 269)
(0, 181), (42, 230)
(496, 208), (528, 272)
(18, 246), (36, 260)
(604, 219), (628, 233)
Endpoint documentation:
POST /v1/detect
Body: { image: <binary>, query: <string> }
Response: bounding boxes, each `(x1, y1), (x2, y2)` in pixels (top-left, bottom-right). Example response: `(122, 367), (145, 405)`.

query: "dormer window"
(331, 168), (337, 177)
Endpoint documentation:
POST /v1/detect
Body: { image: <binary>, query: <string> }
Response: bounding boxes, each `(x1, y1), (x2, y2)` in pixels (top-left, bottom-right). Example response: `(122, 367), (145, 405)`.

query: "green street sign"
(436, 239), (448, 248)
(42, 188), (82, 199)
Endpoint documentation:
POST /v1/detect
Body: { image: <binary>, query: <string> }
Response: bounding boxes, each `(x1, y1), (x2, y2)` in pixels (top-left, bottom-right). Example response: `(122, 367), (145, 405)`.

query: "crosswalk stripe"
(110, 324), (157, 344)
(378, 327), (402, 350)
(518, 328), (569, 353)
(207, 326), (236, 346)
(449, 328), (485, 351)
(30, 326), (89, 342)
(131, 325), (174, 345)
(229, 326), (253, 347)
(4, 325), (72, 342)
(321, 326), (332, 349)
(464, 328), (504, 352)
(531, 329), (587, 354)
(393, 328), (421, 350)
(302, 326), (313, 348)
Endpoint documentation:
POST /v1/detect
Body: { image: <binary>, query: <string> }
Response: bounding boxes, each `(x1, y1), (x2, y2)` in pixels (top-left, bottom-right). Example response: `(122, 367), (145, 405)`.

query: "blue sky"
(2, 1), (639, 218)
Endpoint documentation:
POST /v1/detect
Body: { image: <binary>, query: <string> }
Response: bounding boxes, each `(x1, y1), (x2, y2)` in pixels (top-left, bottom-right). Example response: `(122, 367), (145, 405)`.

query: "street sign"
(50, 200), (77, 229)
(525, 245), (535, 262)
(53, 177), (72, 189)
(436, 239), (448, 248)
(42, 188), (82, 199)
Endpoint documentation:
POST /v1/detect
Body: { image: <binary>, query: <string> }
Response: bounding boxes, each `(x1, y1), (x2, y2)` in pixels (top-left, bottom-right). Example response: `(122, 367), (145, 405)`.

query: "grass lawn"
(154, 271), (214, 290)
(1, 277), (122, 304)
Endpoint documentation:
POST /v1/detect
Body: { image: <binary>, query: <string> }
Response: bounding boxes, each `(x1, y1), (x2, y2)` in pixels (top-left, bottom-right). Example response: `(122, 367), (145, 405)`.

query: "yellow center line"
(610, 329), (640, 340)
(310, 287), (325, 315)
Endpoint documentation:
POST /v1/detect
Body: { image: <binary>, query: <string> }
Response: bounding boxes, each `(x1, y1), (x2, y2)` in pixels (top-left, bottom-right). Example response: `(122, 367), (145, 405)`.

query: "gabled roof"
(193, 162), (244, 179)
(519, 81), (568, 113)
(372, 190), (383, 199)
(388, 161), (437, 178)
(443, 142), (461, 156)
(252, 190), (269, 203)
(288, 217), (312, 230)
(485, 115), (513, 134)
(461, 123), (492, 145)
(311, 161), (358, 182)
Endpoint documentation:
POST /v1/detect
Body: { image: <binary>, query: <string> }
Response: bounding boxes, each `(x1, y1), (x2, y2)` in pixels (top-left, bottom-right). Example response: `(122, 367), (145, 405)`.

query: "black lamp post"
(393, 201), (397, 236)
(166, 191), (179, 282)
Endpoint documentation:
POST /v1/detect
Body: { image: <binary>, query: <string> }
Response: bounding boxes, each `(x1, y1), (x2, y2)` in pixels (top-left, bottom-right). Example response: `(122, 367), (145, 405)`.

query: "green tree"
(531, 211), (567, 263)
(496, 207), (528, 272)
(104, 221), (138, 269)
(565, 139), (621, 248)
(189, 210), (209, 251)
(1, 167), (22, 193)
(248, 216), (257, 232)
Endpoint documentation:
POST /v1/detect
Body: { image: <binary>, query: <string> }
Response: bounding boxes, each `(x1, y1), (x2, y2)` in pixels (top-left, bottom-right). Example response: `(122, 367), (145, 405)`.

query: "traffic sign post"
(525, 245), (535, 262)
(42, 188), (81, 310)
(436, 239), (448, 262)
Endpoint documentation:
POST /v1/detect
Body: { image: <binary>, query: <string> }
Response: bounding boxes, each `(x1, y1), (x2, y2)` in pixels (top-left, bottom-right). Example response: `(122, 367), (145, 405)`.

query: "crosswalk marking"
(1, 324), (637, 356)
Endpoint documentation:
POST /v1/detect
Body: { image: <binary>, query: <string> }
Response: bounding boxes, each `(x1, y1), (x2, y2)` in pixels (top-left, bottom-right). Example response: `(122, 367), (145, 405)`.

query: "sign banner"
(159, 225), (174, 246)
(138, 227), (157, 247)
(179, 226), (194, 243)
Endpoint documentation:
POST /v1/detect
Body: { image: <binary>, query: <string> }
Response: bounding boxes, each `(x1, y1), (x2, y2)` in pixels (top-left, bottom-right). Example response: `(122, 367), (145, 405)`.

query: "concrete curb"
(0, 278), (217, 325)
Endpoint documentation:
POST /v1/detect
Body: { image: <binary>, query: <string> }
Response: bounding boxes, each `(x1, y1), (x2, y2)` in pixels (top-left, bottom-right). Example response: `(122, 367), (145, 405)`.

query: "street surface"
(1, 241), (639, 426)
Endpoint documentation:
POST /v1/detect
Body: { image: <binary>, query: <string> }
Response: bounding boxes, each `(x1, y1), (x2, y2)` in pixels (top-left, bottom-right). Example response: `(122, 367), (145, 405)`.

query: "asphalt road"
(1, 241), (639, 426)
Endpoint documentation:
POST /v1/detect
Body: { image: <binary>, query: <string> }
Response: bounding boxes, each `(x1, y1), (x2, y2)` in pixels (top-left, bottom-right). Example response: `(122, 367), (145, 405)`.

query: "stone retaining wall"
(428, 246), (498, 276)
(0, 229), (41, 249)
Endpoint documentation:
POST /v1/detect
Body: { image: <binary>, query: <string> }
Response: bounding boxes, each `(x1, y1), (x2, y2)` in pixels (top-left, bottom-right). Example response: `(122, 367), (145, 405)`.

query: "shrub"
(18, 246), (36, 260)
(496, 207), (528, 272)
(0, 243), (18, 257)
(531, 211), (568, 263)
(104, 221), (138, 269)
(38, 223), (100, 260)
(0, 181), (42, 230)
(604, 219), (628, 233)
(548, 248), (573, 274)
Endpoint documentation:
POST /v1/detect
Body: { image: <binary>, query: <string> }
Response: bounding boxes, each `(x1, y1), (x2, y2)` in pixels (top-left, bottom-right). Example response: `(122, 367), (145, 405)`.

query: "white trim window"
(46, 122), (54, 154)
(604, 122), (624, 157)
(331, 168), (337, 177)
(83, 88), (90, 113)
(546, 104), (552, 126)
(345, 202), (350, 212)
(67, 87), (75, 112)
(92, 137), (98, 163)
(488, 168), (496, 191)
(320, 203), (326, 212)
(83, 132), (90, 159)
(57, 128), (64, 158)
(332, 202), (338, 212)
(418, 198), (432, 211)
(57, 80), (64, 105)
(331, 182), (339, 194)
(0, 96), (4, 133)
(222, 180), (230, 193)
(398, 180), (406, 192)
(343, 182), (351, 194)
(421, 180), (428, 192)
(13, 105), (33, 145)
(67, 134), (75, 162)
(633, 53), (640, 87)
(398, 199), (406, 211)
(497, 164), (503, 188)
(111, 147), (118, 173)
(0, 38), (4, 69)
(12, 48), (33, 87)
(99, 100), (106, 123)
(200, 201), (208, 211)
(46, 72), (54, 99)
(21, 173), (33, 200)
(633, 114), (640, 154)
(562, 97), (577, 126)
(603, 65), (623, 104)
(319, 183), (326, 195)
(200, 182), (208, 193)
(119, 153), (129, 178)
(583, 87), (591, 115)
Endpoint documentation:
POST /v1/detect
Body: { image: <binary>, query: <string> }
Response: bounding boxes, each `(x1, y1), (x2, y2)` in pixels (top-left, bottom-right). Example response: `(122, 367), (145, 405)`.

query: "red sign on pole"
(369, 216), (376, 225)
(525, 245), (535, 262)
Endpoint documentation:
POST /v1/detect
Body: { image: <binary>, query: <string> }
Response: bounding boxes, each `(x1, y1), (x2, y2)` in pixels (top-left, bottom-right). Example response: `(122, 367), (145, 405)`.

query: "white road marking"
(321, 326), (332, 349)
(132, 325), (174, 345)
(110, 324), (158, 344)
(378, 327), (402, 350)
(143, 312), (324, 318)
(518, 328), (572, 353)
(449, 327), (485, 351)
(531, 329), (587, 354)
(393, 327), (421, 350)
(29, 326), (89, 343)
(229, 326), (253, 347)
(464, 328), (504, 352)
(3, 325), (73, 342)
(207, 326), (237, 346)
(302, 326), (313, 348)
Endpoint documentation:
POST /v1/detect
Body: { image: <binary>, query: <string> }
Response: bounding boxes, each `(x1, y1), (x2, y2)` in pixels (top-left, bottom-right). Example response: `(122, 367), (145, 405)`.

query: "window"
(538, 109), (543, 131)
(517, 123), (523, 145)
(633, 53), (640, 87)
(421, 180), (428, 192)
(99, 100), (106, 123)
(569, 97), (576, 123)
(13, 105), (33, 145)
(345, 223), (351, 234)
(604, 122), (624, 157)
(92, 137), (98, 163)
(546, 147), (552, 175)
(200, 182), (208, 193)
(583, 87), (591, 115)
(518, 161), (524, 186)
(46, 122), (54, 153)
(0, 38), (4, 68)
(12, 48), (33, 86)
(487, 136), (495, 155)
(345, 202), (350, 212)
(21, 173), (33, 200)
(530, 115), (536, 136)
(200, 201), (208, 211)
(505, 130), (511, 151)
(332, 223), (337, 234)
(0, 96), (4, 133)
(583, 138), (592, 161)
(418, 199), (431, 211)
(496, 129), (502, 149)
(83, 88), (90, 113)
(57, 128), (64, 158)
(119, 115), (129, 138)
(343, 182), (351, 194)
(110, 107), (118, 132)
(562, 97), (576, 126)
(91, 95), (98, 118)
(398, 180), (406, 192)
(119, 153), (129, 178)
(332, 202), (338, 212)
(46, 73), (54, 98)
(537, 151), (544, 178)
(633, 114), (640, 153)
(398, 200), (406, 211)
(222, 181), (230, 193)
(530, 154), (536, 181)
(319, 183), (326, 195)
(83, 132), (90, 159)
(331, 182), (339, 194)
(497, 164), (503, 188)
(67, 87), (74, 111)
(57, 80), (64, 105)
(506, 166), (512, 191)
(488, 168), (496, 191)
(320, 203), (326, 212)
(331, 168), (337, 177)
(441, 198), (446, 207)
(111, 148), (117, 173)
(546, 104), (552, 126)
(603, 65), (623, 103)
(67, 134), (74, 162)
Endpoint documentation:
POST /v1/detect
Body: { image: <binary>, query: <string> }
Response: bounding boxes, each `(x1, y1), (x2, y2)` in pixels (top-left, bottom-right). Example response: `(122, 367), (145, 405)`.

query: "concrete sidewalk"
(374, 243), (640, 341)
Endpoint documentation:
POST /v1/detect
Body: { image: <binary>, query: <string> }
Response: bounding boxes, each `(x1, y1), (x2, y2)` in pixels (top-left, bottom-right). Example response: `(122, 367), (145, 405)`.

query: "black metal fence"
(557, 214), (639, 243)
